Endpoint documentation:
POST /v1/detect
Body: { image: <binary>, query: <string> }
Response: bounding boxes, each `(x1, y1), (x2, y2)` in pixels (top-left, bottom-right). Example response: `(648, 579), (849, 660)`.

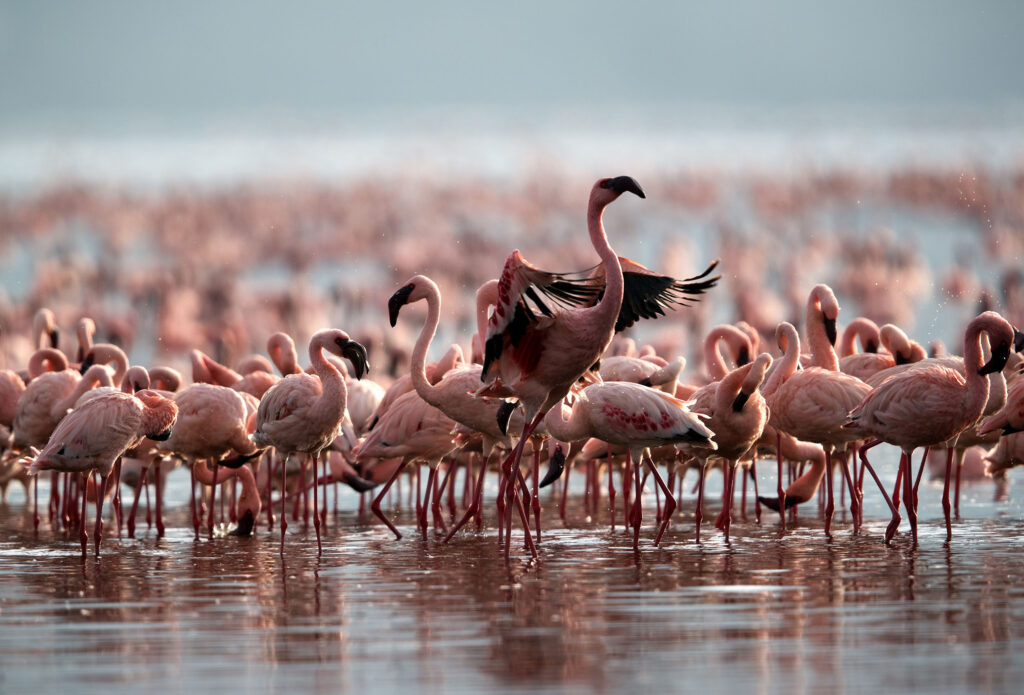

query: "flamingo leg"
(912, 447), (928, 510)
(629, 451), (642, 550)
(532, 445), (541, 544)
(559, 452), (571, 521)
(859, 440), (900, 543)
(891, 460), (903, 515)
(433, 465), (450, 534)
(648, 455), (676, 546)
(838, 451), (859, 534)
(93, 471), (108, 558)
(371, 460), (409, 540)
(695, 464), (705, 544)
(33, 469), (39, 532)
(208, 459), (219, 538)
(127, 465), (149, 538)
(776, 431), (786, 531)
(312, 454), (322, 556)
(144, 465), (152, 530)
(280, 454), (289, 555)
(48, 471), (59, 527)
(155, 462), (165, 537)
(903, 449), (918, 544)
(751, 460), (761, 524)
(421, 466), (435, 538)
(824, 448), (835, 538)
(266, 454), (275, 531)
(190, 464), (200, 540)
(80, 472), (89, 559)
(954, 449), (963, 519)
(443, 449), (490, 543)
(942, 447), (954, 543)
(608, 448), (617, 530)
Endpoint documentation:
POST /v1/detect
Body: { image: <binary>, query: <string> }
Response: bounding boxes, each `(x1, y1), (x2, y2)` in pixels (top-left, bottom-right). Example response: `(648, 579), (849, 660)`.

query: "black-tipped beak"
(1014, 328), (1024, 353)
(340, 339), (369, 379)
(757, 494), (807, 513)
(219, 450), (264, 469)
(149, 427), (172, 441)
(732, 392), (750, 413)
(824, 318), (837, 347)
(496, 400), (517, 436)
(539, 446), (566, 488)
(638, 377), (653, 387)
(979, 342), (1011, 375)
(1002, 423), (1024, 436)
(79, 353), (95, 375)
(229, 510), (256, 537)
(864, 339), (879, 354)
(736, 346), (751, 367)
(49, 329), (60, 350)
(603, 175), (645, 199)
(895, 351), (913, 365)
(388, 284), (414, 327)
(343, 472), (378, 493)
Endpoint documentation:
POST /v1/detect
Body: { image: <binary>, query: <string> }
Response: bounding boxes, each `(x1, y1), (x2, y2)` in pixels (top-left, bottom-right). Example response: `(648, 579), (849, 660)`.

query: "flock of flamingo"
(2, 175), (1024, 560)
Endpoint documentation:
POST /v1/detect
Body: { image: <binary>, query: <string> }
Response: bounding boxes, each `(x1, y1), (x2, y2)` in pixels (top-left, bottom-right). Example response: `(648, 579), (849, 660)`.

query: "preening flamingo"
(844, 311), (1014, 544)
(252, 329), (368, 555)
(28, 390), (177, 557)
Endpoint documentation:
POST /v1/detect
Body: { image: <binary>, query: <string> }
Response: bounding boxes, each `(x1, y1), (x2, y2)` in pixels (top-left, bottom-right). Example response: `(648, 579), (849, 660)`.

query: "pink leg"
(190, 465), (200, 540)
(891, 460), (903, 515)
(859, 440), (900, 543)
(838, 452), (859, 534)
(776, 432), (786, 531)
(740, 462), (748, 520)
(33, 470), (39, 532)
(824, 449), (835, 538)
(629, 451), (642, 549)
(127, 465), (149, 538)
(79, 472), (89, 559)
(144, 466), (152, 530)
(421, 467), (434, 538)
(532, 445), (541, 544)
(208, 460), (218, 538)
(444, 450), (489, 543)
(266, 455), (275, 531)
(751, 460), (761, 524)
(49, 471), (60, 526)
(954, 450), (963, 519)
(312, 454), (322, 556)
(93, 471), (108, 558)
(608, 450), (617, 530)
(649, 457), (676, 546)
(280, 455), (289, 555)
(695, 465), (705, 544)
(155, 463), (165, 538)
(321, 456), (329, 530)
(432, 465), (450, 534)
(942, 447), (953, 542)
(912, 447), (928, 511)
(559, 452), (572, 521)
(371, 460), (409, 540)
(111, 459), (123, 539)
(903, 450), (918, 544)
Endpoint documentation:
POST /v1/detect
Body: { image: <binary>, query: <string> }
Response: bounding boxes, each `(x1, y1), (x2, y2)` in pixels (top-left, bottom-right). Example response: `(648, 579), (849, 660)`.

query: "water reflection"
(0, 466), (1023, 694)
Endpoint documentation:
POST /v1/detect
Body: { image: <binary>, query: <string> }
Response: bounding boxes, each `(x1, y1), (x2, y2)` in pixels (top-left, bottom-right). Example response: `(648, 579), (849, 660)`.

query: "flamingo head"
(388, 274), (436, 327)
(594, 176), (646, 206)
(332, 334), (369, 380)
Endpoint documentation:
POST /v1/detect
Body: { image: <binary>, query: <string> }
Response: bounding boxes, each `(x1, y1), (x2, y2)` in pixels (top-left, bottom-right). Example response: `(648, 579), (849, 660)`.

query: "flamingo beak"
(49, 328), (60, 350)
(736, 346), (751, 367)
(79, 353), (95, 375)
(496, 399), (517, 436)
(1003, 423), (1024, 435)
(979, 342), (1011, 375)
(149, 427), (172, 441)
(864, 339), (880, 354)
(218, 450), (264, 469)
(824, 318), (838, 346)
(388, 284), (414, 327)
(230, 510), (256, 537)
(603, 175), (646, 199)
(340, 339), (370, 380)
(731, 392), (750, 413)
(539, 445), (566, 488)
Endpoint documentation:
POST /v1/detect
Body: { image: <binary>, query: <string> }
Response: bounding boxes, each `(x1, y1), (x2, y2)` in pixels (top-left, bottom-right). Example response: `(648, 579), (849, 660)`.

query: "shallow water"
(1, 453), (1023, 694)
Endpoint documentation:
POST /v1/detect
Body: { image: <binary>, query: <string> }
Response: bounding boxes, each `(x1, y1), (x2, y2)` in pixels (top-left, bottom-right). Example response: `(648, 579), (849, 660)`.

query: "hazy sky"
(3, 1), (1024, 129)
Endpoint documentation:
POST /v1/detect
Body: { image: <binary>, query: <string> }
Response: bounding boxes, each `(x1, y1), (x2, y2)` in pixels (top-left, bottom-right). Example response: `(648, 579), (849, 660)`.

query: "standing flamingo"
(252, 329), (368, 555)
(543, 380), (715, 548)
(844, 311), (1014, 544)
(27, 390), (177, 557)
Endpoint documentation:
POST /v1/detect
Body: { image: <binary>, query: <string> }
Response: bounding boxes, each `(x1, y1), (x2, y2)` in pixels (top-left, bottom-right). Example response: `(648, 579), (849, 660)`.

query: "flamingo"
(252, 328), (368, 555)
(27, 390), (177, 557)
(478, 176), (717, 552)
(543, 380), (715, 548)
(682, 354), (771, 543)
(763, 321), (871, 536)
(840, 322), (923, 381)
(844, 311), (1014, 544)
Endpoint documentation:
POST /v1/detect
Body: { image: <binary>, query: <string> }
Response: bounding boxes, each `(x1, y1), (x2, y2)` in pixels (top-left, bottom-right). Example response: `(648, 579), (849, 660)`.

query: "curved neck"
(542, 395), (591, 443)
(585, 196), (623, 328)
(410, 282), (443, 407)
(268, 333), (302, 375)
(962, 322), (993, 417)
(840, 317), (879, 357)
(309, 334), (346, 420)
(474, 279), (499, 361)
(90, 344), (129, 386)
(806, 290), (838, 371)
(28, 349), (68, 378)
(53, 365), (113, 414)
(705, 325), (748, 381)
(763, 324), (800, 396)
